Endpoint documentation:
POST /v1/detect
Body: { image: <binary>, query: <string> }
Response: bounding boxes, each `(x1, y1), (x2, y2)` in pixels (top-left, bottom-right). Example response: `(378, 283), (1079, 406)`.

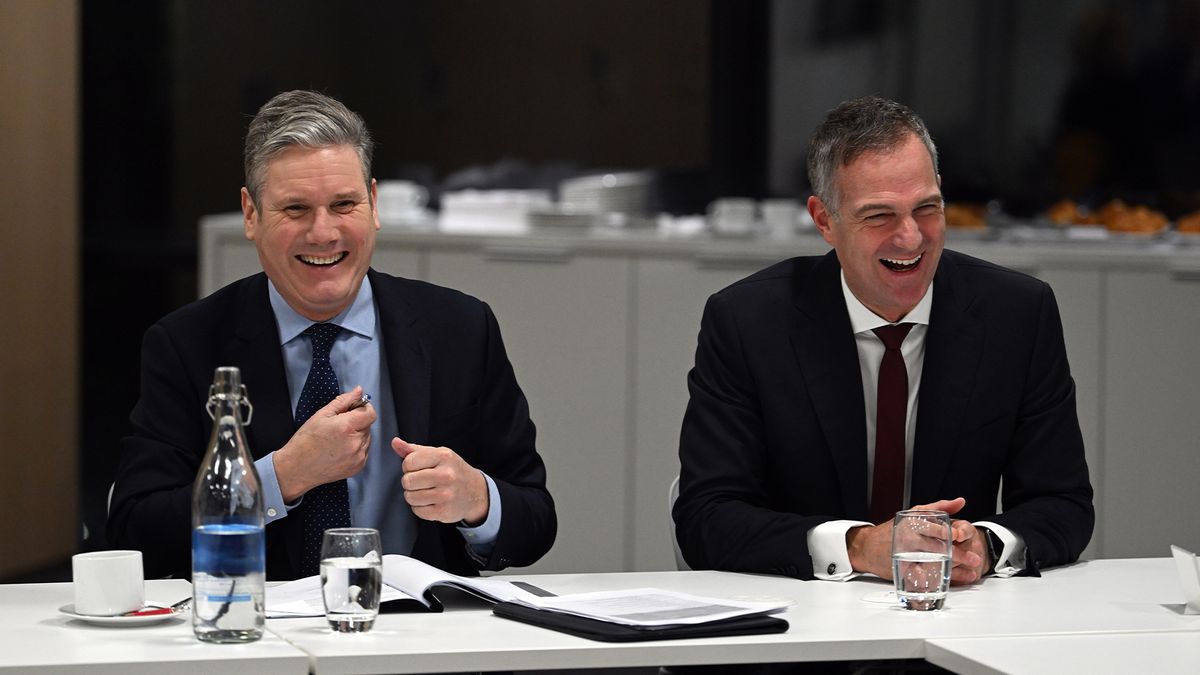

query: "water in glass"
(320, 555), (383, 632)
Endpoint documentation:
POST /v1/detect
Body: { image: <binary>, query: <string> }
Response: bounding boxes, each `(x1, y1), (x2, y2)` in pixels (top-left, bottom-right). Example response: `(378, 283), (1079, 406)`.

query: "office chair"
(668, 475), (690, 571)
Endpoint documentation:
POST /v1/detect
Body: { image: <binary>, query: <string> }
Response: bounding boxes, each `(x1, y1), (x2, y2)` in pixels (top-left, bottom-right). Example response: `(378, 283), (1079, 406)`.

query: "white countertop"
(200, 211), (1200, 272)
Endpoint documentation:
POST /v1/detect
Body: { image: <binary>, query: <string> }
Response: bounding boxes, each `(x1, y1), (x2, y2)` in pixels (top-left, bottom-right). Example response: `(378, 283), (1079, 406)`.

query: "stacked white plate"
(438, 189), (553, 235)
(558, 171), (654, 215)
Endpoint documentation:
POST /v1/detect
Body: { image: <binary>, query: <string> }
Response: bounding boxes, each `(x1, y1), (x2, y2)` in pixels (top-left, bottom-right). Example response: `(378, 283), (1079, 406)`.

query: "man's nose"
(892, 213), (922, 248)
(306, 208), (338, 242)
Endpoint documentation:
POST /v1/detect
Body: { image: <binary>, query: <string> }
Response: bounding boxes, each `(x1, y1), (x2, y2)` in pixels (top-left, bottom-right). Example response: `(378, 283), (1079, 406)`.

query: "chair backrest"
(668, 475), (690, 570)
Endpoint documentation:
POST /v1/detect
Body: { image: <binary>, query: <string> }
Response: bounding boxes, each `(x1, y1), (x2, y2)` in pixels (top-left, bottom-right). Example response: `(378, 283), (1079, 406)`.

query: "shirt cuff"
(457, 472), (501, 557)
(974, 520), (1026, 577)
(255, 452), (295, 523)
(808, 519), (871, 581)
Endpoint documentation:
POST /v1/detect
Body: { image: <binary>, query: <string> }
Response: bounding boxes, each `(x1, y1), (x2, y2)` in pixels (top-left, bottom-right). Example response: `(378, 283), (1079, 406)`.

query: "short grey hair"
(806, 95), (938, 216)
(243, 90), (375, 209)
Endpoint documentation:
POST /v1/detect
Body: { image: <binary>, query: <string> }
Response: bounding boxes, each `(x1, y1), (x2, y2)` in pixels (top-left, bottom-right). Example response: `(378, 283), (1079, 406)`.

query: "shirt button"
(266, 508), (278, 517)
(827, 563), (837, 575)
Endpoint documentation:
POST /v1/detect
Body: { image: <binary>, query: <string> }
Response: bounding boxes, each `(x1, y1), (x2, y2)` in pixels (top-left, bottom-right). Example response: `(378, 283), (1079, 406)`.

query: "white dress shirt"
(807, 271), (1025, 580)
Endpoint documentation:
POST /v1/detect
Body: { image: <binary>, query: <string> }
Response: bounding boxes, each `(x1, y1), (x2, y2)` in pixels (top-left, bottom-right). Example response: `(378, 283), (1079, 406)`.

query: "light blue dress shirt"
(252, 276), (501, 559)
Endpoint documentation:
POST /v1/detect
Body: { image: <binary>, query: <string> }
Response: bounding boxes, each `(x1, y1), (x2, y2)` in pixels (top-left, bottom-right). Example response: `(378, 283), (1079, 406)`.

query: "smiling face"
(808, 133), (944, 323)
(241, 144), (380, 321)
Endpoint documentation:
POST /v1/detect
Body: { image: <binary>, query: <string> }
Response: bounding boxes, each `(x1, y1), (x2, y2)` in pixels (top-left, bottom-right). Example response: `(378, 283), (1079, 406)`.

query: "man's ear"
(808, 195), (837, 247)
(241, 187), (258, 241)
(370, 178), (380, 231)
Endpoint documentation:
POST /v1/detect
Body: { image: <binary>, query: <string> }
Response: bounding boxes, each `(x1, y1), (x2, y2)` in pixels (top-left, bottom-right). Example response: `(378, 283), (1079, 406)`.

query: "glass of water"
(891, 510), (952, 611)
(320, 527), (383, 632)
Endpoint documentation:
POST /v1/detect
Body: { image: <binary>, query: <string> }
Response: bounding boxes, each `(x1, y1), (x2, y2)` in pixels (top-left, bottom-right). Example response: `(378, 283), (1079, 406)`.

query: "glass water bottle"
(191, 366), (265, 643)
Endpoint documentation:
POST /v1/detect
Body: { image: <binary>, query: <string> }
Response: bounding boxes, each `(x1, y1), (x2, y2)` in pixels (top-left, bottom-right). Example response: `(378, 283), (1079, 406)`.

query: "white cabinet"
(427, 246), (634, 573)
(199, 214), (261, 295)
(1101, 268), (1200, 557)
(631, 256), (782, 571)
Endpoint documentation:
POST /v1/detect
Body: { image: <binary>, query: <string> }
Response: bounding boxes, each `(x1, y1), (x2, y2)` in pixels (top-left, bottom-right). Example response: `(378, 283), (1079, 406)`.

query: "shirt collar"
(267, 275), (377, 345)
(840, 270), (933, 334)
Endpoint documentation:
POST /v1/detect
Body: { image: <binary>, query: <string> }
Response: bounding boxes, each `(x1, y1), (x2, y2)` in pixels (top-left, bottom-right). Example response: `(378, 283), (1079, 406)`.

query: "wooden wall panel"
(0, 0), (80, 579)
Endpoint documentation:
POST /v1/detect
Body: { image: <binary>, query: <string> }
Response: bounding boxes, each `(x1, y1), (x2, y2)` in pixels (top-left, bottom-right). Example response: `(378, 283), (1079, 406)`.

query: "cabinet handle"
(482, 245), (573, 264)
(1169, 266), (1200, 282)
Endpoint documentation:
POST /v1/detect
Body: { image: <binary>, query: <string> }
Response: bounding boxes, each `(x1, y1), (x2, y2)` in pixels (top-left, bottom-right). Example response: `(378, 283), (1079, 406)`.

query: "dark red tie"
(869, 323), (914, 524)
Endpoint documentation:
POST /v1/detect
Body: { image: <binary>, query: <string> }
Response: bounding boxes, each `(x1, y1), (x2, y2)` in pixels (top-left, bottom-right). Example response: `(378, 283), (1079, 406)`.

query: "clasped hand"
(846, 497), (990, 585)
(274, 386), (376, 502)
(392, 438), (489, 526)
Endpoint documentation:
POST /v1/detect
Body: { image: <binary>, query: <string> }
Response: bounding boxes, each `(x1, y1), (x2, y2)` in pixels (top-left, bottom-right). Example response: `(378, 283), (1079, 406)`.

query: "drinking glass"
(320, 527), (383, 632)
(891, 509), (952, 611)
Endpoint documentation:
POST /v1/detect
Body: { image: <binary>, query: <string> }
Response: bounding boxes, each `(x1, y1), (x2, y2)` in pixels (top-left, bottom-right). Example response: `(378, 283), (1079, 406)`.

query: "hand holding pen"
(274, 387), (376, 502)
(346, 393), (371, 412)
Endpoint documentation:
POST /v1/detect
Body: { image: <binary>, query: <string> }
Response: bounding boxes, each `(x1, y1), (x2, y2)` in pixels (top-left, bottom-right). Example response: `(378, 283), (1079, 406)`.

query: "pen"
(348, 393), (371, 411)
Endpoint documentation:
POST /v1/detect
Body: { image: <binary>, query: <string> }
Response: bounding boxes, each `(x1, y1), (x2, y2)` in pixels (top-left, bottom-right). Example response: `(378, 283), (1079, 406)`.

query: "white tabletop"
(264, 558), (1200, 674)
(3, 559), (1197, 674)
(925, 632), (1200, 675)
(0, 579), (308, 674)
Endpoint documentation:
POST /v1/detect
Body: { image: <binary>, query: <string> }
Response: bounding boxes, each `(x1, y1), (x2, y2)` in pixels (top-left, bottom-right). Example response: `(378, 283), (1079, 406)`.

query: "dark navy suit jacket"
(673, 250), (1094, 579)
(109, 269), (556, 580)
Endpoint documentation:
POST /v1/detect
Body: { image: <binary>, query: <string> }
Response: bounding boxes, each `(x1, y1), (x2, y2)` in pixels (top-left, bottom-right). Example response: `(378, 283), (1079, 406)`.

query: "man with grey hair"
(674, 95), (1093, 584)
(110, 90), (556, 580)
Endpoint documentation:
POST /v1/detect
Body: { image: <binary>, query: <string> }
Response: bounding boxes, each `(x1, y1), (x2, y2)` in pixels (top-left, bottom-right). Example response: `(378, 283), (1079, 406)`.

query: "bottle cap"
(211, 366), (242, 399)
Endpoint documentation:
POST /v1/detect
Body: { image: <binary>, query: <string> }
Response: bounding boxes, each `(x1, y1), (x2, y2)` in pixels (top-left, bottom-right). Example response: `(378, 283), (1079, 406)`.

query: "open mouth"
(880, 253), (922, 272)
(297, 252), (348, 267)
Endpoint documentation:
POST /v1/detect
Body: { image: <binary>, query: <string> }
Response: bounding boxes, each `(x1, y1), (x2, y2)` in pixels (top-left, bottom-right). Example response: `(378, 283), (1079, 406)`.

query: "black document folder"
(492, 601), (789, 642)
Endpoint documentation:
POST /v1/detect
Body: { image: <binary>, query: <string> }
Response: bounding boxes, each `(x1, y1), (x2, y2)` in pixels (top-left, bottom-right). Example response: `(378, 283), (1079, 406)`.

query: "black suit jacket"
(673, 250), (1094, 579)
(109, 269), (556, 580)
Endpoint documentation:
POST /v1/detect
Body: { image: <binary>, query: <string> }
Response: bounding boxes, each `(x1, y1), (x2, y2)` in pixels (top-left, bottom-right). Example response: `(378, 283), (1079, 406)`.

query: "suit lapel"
(369, 270), (444, 566)
(369, 270), (431, 446)
(911, 254), (984, 503)
(788, 252), (871, 519)
(221, 274), (295, 462)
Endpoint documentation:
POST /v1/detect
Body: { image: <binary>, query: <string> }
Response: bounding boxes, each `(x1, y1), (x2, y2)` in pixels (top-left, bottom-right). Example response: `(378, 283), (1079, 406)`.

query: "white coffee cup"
(376, 180), (429, 223)
(760, 198), (800, 236)
(708, 197), (756, 236)
(72, 550), (145, 616)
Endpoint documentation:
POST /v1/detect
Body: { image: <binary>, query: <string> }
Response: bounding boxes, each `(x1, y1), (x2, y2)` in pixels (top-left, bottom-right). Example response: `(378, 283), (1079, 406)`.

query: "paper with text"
(510, 588), (787, 627)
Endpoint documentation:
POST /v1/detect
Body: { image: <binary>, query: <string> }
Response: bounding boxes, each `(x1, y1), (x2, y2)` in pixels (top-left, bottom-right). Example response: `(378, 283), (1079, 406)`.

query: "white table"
(0, 579), (308, 674)
(925, 632), (1200, 675)
(265, 558), (1200, 674)
(3, 559), (1197, 674)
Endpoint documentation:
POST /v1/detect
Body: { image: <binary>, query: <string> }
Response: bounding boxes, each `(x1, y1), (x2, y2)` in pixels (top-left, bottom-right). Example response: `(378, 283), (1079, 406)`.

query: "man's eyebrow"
(852, 194), (944, 217)
(270, 195), (308, 207)
(852, 202), (895, 216)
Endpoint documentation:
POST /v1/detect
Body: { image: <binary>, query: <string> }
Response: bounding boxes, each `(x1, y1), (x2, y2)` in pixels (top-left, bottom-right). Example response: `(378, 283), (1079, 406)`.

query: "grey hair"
(805, 95), (938, 216)
(243, 90), (374, 208)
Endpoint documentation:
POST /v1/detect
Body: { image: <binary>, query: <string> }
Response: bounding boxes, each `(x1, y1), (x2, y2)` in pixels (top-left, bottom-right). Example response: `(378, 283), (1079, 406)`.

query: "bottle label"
(192, 523), (265, 576)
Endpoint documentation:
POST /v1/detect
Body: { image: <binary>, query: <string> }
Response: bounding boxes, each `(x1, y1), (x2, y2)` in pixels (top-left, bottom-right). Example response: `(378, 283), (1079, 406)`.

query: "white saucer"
(59, 604), (185, 626)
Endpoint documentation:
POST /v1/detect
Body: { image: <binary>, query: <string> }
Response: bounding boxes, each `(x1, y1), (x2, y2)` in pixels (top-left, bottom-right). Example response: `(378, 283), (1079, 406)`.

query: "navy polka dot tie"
(297, 322), (351, 576)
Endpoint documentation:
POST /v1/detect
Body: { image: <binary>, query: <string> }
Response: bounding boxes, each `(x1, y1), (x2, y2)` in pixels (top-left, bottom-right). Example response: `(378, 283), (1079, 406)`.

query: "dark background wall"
(61, 0), (1199, 575)
(77, 0), (730, 560)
